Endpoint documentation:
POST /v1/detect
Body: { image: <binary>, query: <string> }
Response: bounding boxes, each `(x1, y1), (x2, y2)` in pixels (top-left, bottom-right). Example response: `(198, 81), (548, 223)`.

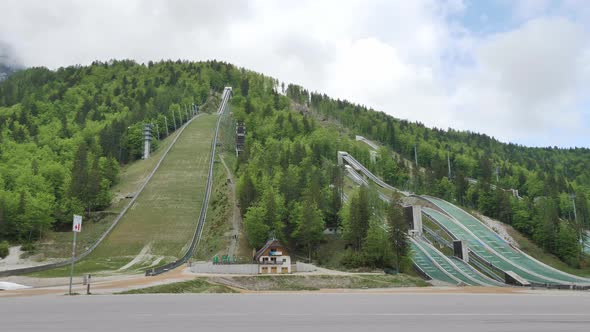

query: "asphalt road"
(2, 292), (590, 332)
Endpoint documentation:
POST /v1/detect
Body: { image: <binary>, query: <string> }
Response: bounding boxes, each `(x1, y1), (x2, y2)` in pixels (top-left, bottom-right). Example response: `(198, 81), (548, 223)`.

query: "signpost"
(69, 215), (82, 295)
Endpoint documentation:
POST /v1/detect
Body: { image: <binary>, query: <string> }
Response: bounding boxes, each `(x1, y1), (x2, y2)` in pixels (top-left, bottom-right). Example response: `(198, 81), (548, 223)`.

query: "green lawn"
(31, 114), (218, 277)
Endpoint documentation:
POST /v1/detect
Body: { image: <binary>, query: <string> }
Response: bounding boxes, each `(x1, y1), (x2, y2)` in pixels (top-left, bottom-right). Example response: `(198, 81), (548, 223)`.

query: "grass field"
(34, 123), (190, 260)
(192, 153), (232, 261)
(31, 114), (218, 277)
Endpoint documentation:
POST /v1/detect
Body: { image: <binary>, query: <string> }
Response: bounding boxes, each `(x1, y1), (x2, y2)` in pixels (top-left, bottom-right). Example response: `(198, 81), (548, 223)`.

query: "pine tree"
(243, 205), (270, 249)
(363, 217), (394, 268)
(347, 187), (370, 251)
(556, 223), (580, 267)
(292, 201), (325, 262)
(237, 171), (257, 214)
(387, 199), (408, 272)
(454, 171), (468, 204)
(70, 142), (89, 212)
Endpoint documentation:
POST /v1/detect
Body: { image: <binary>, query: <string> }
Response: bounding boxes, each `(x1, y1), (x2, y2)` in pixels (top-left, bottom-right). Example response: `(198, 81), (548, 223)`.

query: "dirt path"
(0, 246), (61, 272)
(0, 266), (195, 298)
(219, 154), (241, 257)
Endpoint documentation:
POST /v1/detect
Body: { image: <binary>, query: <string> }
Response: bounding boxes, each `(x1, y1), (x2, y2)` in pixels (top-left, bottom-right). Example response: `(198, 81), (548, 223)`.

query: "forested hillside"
(0, 60), (227, 243)
(231, 79), (408, 269)
(1, 60), (588, 269)
(303, 89), (590, 266)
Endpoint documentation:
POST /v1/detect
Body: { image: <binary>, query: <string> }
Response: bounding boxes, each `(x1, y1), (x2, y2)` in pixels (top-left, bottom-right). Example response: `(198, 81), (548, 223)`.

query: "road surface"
(2, 292), (590, 332)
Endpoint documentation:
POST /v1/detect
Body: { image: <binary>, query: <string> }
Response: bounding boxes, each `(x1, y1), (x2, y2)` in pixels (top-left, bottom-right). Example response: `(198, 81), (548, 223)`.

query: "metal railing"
(422, 225), (453, 249)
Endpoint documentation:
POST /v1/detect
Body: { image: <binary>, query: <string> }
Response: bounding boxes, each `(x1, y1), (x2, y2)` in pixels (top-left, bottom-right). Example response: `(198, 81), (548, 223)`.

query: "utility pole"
(414, 144), (418, 168)
(164, 116), (170, 136)
(447, 150), (452, 180)
(572, 193), (578, 224)
(571, 193), (582, 257)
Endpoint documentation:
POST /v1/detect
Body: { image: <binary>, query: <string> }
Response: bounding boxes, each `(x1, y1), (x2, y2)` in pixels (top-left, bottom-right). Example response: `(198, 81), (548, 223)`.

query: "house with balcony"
(254, 239), (291, 274)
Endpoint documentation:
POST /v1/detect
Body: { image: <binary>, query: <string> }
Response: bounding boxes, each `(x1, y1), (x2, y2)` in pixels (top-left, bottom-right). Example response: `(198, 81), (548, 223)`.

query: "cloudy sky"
(0, 0), (589, 148)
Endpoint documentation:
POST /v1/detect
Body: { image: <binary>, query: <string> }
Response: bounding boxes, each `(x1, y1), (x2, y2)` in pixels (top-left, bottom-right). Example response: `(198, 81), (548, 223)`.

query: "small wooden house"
(254, 239), (291, 274)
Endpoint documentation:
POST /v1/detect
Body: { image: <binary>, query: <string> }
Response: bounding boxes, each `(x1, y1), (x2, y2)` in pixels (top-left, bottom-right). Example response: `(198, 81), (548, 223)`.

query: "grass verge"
(117, 278), (236, 294)
(215, 274), (428, 291)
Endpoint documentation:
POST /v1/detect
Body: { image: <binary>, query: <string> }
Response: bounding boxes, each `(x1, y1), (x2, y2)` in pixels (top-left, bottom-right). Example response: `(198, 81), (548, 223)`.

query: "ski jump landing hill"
(338, 150), (590, 289)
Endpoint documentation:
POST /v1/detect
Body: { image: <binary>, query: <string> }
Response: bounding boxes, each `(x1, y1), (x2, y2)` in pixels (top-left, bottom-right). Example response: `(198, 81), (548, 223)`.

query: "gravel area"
(473, 212), (518, 247)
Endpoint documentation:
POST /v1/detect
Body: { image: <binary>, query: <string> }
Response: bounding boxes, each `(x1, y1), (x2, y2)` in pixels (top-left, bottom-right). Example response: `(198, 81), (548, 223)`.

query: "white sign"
(73, 215), (82, 232)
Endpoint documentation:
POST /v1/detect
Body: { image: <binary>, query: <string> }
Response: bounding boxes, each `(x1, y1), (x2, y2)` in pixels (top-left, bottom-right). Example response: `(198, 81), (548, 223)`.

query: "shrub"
(340, 249), (365, 268)
(21, 242), (36, 252)
(0, 241), (9, 259)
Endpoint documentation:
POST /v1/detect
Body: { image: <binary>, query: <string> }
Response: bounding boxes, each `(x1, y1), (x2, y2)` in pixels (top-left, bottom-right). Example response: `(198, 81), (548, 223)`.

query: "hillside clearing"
(30, 114), (217, 277)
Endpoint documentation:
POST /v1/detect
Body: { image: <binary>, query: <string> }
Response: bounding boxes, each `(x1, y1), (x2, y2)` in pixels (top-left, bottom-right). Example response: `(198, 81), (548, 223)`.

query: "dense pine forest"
(0, 60), (588, 269)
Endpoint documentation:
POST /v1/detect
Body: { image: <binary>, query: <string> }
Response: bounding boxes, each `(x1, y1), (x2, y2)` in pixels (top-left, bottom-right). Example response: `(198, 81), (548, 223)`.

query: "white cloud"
(0, 0), (588, 147)
(451, 17), (590, 146)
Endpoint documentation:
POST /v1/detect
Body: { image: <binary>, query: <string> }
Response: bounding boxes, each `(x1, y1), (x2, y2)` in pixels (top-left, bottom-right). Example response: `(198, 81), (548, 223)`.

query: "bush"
(21, 242), (36, 252)
(340, 249), (365, 268)
(0, 241), (9, 259)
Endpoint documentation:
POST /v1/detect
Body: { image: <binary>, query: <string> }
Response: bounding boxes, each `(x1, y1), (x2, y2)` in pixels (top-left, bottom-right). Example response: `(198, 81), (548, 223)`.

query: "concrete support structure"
(143, 124), (152, 159)
(412, 205), (423, 235)
(337, 151), (347, 166)
(370, 150), (377, 163)
(404, 205), (423, 236)
(453, 240), (469, 263)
